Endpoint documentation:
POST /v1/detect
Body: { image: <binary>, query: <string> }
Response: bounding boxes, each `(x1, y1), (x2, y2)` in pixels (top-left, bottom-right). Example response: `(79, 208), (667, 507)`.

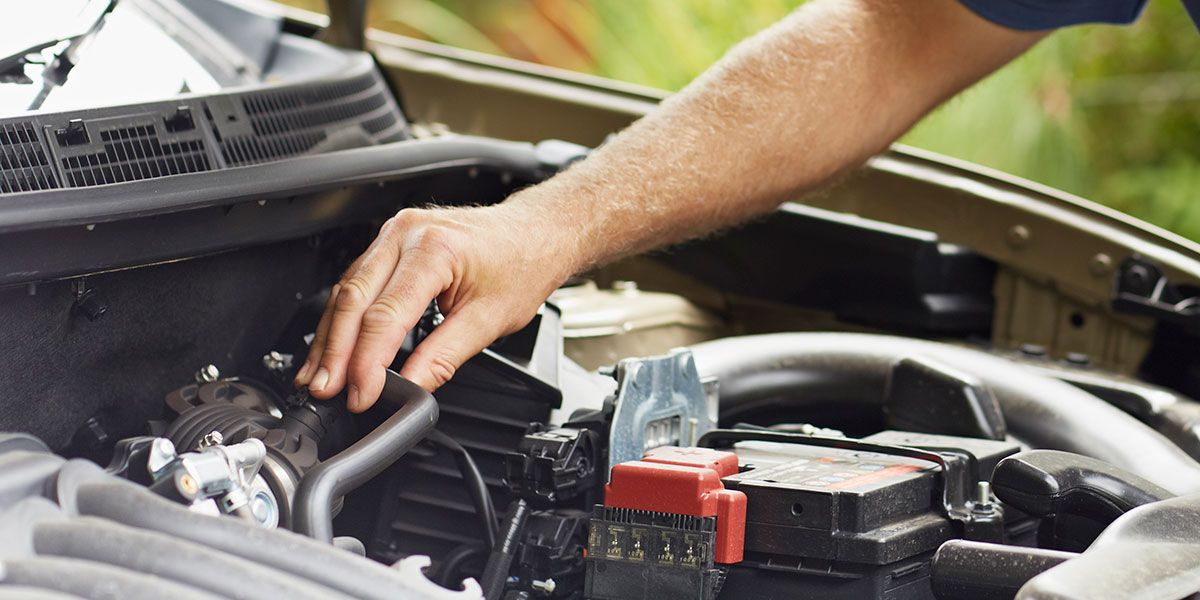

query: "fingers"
(398, 304), (503, 394)
(296, 206), (546, 411)
(304, 227), (404, 399)
(294, 283), (341, 387)
(343, 248), (453, 412)
(295, 250), (373, 388)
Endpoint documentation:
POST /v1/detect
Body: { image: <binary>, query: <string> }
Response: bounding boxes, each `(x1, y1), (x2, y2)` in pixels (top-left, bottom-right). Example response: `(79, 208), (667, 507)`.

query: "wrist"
(491, 188), (592, 285)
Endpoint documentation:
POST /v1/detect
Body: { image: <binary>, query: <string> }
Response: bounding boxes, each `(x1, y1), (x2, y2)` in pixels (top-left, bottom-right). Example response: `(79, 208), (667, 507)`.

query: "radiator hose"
(291, 370), (439, 542)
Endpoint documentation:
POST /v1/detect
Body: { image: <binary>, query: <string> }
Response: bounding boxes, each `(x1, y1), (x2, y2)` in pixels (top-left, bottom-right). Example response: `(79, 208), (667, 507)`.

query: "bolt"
(262, 351), (291, 372)
(147, 438), (178, 475)
(199, 430), (224, 449)
(1005, 225), (1031, 249)
(249, 491), (276, 526)
(196, 364), (220, 383)
(1018, 343), (1046, 358)
(1089, 253), (1113, 278)
(973, 481), (993, 511)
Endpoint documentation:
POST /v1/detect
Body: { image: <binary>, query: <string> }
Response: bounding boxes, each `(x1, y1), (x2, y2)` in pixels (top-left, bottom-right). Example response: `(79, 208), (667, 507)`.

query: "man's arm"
(296, 0), (1045, 411)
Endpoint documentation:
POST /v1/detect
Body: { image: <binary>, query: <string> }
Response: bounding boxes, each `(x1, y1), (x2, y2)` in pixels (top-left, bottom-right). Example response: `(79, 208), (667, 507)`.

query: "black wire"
(427, 430), (499, 551)
(480, 499), (530, 600)
(437, 542), (488, 588)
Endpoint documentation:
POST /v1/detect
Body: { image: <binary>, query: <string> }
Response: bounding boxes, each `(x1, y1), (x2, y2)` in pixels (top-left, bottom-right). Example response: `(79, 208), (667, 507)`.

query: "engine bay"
(2, 2), (1200, 599)
(1, 255), (1198, 600)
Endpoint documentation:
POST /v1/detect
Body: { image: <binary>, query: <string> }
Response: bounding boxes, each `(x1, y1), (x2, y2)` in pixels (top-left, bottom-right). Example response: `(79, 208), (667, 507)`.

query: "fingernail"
(347, 385), (360, 412)
(310, 367), (330, 392)
(296, 360), (312, 382)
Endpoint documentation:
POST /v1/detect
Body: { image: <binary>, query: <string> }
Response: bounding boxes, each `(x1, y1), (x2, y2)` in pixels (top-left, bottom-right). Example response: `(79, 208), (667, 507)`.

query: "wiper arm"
(16, 0), (120, 110)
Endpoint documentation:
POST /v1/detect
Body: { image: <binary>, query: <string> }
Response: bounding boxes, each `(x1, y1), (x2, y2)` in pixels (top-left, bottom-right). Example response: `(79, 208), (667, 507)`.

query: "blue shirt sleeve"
(958, 0), (1148, 30)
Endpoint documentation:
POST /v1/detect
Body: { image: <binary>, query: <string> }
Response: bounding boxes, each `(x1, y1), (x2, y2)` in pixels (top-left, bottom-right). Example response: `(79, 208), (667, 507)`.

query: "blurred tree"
(283, 0), (1200, 240)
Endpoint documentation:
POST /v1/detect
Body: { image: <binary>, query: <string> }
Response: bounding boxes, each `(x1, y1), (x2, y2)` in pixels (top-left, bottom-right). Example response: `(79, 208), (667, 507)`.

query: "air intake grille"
(0, 122), (58, 193)
(0, 55), (406, 195)
(221, 71), (399, 167)
(219, 130), (327, 166)
(61, 124), (212, 187)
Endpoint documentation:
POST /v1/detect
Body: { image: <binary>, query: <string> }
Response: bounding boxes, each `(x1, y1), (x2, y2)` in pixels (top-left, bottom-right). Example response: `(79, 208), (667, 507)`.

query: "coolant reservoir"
(549, 280), (725, 370)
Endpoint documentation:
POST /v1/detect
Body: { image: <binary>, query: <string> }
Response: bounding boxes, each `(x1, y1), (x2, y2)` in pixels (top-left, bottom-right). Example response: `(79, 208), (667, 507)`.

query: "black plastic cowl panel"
(0, 51), (405, 194)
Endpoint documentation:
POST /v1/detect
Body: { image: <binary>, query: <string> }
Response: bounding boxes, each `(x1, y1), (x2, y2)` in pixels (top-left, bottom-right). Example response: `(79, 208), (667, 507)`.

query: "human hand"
(294, 202), (574, 412)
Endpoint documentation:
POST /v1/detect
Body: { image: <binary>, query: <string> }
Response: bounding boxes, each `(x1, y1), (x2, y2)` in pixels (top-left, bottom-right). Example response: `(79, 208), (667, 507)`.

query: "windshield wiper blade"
(7, 0), (120, 109)
(0, 40), (59, 82)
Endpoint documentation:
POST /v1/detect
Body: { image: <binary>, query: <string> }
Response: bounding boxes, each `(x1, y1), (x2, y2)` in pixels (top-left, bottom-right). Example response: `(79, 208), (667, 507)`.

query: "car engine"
(1, 1), (1199, 599)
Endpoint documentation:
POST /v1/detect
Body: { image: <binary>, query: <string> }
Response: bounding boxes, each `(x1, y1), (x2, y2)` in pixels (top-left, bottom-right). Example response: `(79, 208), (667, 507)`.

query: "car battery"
(716, 430), (1021, 600)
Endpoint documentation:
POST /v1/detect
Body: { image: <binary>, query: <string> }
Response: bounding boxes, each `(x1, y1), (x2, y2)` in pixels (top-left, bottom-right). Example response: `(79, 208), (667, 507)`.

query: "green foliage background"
(298, 0), (1200, 239)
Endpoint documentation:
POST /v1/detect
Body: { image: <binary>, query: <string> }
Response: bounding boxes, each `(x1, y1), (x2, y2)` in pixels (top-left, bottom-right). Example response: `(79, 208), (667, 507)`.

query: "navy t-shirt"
(958, 0), (1200, 30)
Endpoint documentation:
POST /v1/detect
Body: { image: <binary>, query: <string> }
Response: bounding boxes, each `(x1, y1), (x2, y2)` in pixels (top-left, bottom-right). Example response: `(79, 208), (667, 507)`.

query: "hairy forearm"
(298, 0), (1045, 404)
(507, 0), (1042, 276)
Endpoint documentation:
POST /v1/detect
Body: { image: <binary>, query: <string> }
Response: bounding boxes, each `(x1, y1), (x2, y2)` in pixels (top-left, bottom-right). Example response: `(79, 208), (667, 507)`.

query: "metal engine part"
(145, 435), (280, 527)
(158, 376), (349, 530)
(606, 349), (719, 473)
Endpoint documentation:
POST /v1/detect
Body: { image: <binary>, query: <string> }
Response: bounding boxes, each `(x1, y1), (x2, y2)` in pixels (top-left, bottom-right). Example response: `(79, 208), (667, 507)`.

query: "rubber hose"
(437, 543), (487, 588)
(0, 451), (64, 509)
(292, 370), (439, 541)
(689, 333), (1200, 495)
(165, 402), (279, 452)
(33, 518), (351, 600)
(73, 480), (433, 600)
(0, 556), (218, 600)
(931, 540), (1077, 600)
(428, 429), (498, 551)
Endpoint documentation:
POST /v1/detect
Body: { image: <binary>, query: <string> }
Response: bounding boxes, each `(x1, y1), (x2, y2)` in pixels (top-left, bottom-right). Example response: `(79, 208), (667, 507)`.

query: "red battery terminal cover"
(604, 447), (746, 564)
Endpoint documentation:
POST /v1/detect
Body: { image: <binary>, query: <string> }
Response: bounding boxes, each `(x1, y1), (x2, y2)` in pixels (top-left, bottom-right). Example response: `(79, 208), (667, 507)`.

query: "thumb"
(398, 305), (506, 392)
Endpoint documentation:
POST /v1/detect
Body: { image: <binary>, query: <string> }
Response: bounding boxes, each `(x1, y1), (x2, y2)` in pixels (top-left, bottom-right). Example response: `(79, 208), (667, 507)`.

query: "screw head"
(1006, 225), (1032, 249)
(1089, 253), (1113, 278)
(196, 364), (220, 383)
(199, 430), (224, 449)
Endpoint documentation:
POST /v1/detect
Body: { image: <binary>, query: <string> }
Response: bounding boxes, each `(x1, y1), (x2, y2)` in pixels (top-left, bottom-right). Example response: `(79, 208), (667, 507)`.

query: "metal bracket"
(606, 349), (717, 476)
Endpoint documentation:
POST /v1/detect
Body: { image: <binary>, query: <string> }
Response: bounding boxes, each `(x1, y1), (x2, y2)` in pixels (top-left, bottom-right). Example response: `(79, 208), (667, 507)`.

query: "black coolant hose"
(689, 333), (1200, 495)
(292, 370), (439, 542)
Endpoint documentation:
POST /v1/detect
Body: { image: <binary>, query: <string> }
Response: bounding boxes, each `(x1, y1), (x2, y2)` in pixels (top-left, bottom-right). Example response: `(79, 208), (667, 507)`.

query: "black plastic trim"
(0, 136), (541, 234)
